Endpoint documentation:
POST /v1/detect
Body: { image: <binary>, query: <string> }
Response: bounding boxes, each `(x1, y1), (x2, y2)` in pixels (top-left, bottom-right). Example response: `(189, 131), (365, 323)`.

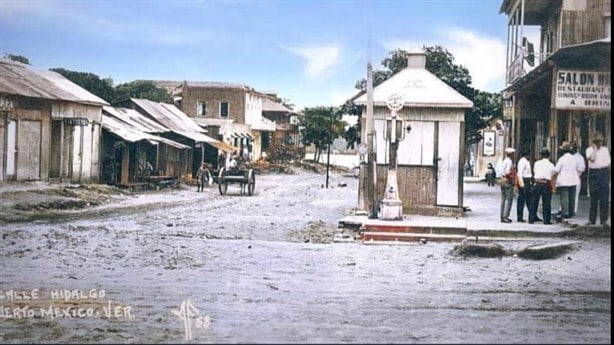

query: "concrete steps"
(360, 231), (467, 243)
(357, 222), (467, 244)
(359, 223), (466, 235)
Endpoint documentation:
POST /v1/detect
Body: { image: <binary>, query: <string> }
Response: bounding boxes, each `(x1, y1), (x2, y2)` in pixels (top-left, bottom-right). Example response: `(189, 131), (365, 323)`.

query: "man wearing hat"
(529, 147), (555, 224)
(499, 147), (516, 223)
(585, 134), (611, 226)
(554, 141), (581, 220)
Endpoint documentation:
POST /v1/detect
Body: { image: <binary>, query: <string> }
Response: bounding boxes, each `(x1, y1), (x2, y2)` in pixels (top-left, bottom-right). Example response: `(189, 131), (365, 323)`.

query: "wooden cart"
(213, 167), (256, 196)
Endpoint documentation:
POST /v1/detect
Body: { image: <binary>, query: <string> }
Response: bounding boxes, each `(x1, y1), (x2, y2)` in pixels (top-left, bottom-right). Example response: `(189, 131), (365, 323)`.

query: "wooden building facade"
(0, 59), (108, 183)
(101, 107), (191, 185)
(500, 0), (611, 195)
(355, 52), (473, 215)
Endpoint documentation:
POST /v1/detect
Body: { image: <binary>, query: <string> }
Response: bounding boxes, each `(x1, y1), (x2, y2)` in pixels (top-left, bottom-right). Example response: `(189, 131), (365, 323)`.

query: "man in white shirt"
(529, 147), (555, 224)
(554, 141), (581, 220)
(585, 134), (611, 226)
(499, 148), (515, 223)
(570, 141), (586, 214)
(227, 154), (238, 170)
(515, 149), (533, 222)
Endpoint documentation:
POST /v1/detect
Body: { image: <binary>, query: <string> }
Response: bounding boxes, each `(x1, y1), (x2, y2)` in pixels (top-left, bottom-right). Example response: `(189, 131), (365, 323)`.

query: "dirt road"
(0, 170), (610, 343)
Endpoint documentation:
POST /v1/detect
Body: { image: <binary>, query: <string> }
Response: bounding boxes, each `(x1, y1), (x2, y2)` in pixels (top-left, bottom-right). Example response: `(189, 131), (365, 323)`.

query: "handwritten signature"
(171, 300), (210, 341)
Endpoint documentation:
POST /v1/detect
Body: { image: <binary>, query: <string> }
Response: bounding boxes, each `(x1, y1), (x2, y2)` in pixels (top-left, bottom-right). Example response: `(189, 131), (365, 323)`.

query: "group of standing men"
(498, 134), (610, 227)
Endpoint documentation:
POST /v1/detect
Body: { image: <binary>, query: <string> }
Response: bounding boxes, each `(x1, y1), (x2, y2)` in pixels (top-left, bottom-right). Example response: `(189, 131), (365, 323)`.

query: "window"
(197, 101), (207, 117)
(220, 102), (229, 118)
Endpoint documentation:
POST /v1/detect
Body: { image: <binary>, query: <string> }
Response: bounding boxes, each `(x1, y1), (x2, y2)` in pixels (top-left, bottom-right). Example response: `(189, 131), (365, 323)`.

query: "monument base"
(378, 198), (403, 220)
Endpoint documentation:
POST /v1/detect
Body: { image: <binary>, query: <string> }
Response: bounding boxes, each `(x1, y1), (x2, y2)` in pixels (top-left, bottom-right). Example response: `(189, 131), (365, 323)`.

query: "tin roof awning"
(206, 140), (239, 153)
(230, 131), (254, 139)
(177, 130), (238, 153)
(503, 38), (610, 93)
(102, 115), (189, 149)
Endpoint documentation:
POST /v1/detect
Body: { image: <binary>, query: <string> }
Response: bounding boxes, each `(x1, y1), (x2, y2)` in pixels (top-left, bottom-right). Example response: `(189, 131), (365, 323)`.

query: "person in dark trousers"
(585, 134), (611, 227)
(553, 141), (580, 220)
(196, 162), (212, 192)
(529, 147), (555, 224)
(516, 149), (533, 222)
(485, 163), (496, 186)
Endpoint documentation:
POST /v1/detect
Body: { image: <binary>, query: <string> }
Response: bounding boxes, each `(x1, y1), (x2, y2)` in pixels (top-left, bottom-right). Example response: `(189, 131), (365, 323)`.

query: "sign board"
(483, 131), (495, 156)
(386, 93), (404, 112)
(64, 118), (90, 126)
(555, 70), (610, 110)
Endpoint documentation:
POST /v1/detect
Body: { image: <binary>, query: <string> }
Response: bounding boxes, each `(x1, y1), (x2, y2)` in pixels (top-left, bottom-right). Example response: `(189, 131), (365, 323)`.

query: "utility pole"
(366, 50), (377, 218)
(326, 110), (332, 188)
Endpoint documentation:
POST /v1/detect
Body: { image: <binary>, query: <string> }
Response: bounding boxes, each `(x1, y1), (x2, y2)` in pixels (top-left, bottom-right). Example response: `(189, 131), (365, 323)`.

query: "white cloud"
(441, 28), (506, 92)
(381, 28), (507, 92)
(286, 45), (340, 78)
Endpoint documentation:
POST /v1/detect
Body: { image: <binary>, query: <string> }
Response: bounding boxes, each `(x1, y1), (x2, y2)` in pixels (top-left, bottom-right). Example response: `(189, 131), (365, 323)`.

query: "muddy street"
(0, 170), (611, 343)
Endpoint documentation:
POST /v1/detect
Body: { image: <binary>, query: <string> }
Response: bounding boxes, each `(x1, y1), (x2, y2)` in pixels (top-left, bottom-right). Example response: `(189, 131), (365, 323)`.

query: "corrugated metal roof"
(354, 67), (473, 109)
(132, 98), (205, 133)
(130, 98), (238, 152)
(103, 106), (169, 134)
(0, 59), (108, 106)
(102, 114), (189, 149)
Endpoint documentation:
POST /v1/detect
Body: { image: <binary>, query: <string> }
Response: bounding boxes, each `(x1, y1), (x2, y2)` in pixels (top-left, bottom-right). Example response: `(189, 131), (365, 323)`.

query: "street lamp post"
(379, 93), (407, 220)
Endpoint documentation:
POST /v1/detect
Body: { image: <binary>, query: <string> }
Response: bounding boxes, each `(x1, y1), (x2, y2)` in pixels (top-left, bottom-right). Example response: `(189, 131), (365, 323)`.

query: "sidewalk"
(339, 178), (611, 239)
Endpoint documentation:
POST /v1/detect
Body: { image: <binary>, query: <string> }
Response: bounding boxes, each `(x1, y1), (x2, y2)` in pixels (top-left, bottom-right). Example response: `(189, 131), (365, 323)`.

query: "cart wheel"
(247, 170), (255, 196)
(219, 181), (228, 195)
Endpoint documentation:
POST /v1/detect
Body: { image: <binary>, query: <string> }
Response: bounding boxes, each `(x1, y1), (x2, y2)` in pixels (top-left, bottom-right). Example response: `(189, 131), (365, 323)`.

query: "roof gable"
(131, 98), (205, 133)
(0, 59), (108, 106)
(355, 67), (473, 109)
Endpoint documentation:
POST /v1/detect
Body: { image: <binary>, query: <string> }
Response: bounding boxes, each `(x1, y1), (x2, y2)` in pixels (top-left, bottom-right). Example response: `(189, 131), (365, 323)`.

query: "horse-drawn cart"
(213, 167), (256, 196)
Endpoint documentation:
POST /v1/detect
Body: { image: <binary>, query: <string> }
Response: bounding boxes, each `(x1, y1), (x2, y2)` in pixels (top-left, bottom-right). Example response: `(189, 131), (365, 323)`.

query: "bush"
(269, 145), (305, 163)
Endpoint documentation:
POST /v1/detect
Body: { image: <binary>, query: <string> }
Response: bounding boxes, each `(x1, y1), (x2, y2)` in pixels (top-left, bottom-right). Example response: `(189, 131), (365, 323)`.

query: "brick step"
(359, 224), (466, 236)
(360, 232), (467, 243)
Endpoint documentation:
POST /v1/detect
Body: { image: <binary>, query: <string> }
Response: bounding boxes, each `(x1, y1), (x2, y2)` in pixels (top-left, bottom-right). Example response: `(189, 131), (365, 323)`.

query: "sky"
(0, 0), (532, 111)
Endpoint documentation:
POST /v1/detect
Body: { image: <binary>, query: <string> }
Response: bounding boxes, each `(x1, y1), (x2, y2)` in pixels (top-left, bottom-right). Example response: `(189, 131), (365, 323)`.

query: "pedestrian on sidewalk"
(529, 147), (555, 224)
(486, 163), (497, 186)
(554, 141), (581, 220)
(516, 148), (533, 222)
(585, 134), (611, 227)
(570, 141), (586, 215)
(499, 147), (516, 223)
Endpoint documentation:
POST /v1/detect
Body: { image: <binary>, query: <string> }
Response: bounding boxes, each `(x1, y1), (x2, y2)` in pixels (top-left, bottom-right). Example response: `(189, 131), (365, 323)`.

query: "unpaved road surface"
(1, 170), (611, 343)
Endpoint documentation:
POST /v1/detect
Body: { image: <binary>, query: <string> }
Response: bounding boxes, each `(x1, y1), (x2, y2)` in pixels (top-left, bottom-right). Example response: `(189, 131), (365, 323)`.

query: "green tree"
(4, 54), (30, 65)
(50, 68), (117, 103)
(300, 106), (346, 163)
(114, 80), (172, 104)
(339, 100), (361, 149)
(351, 46), (500, 146)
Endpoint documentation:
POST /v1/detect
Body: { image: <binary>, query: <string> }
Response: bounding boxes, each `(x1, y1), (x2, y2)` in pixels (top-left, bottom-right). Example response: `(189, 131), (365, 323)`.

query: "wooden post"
(366, 61), (377, 219)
